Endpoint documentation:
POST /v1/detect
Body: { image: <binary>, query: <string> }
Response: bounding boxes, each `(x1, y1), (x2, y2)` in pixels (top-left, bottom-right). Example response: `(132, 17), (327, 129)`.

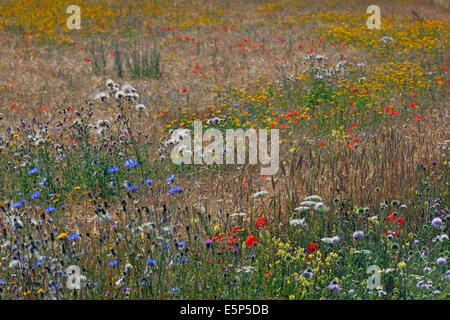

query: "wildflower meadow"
(0, 0), (448, 302)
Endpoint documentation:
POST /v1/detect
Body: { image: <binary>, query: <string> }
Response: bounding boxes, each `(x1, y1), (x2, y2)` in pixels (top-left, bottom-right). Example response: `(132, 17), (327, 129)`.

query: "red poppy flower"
(228, 236), (238, 246)
(388, 214), (394, 223)
(256, 218), (266, 228)
(307, 242), (318, 254)
(245, 236), (258, 248)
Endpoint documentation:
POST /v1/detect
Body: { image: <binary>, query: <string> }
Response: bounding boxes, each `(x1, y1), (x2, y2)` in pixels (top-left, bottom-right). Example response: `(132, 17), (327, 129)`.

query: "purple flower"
(431, 218), (442, 229)
(378, 290), (387, 296)
(301, 270), (313, 280)
(328, 283), (341, 291)
(436, 257), (447, 267)
(353, 231), (365, 242)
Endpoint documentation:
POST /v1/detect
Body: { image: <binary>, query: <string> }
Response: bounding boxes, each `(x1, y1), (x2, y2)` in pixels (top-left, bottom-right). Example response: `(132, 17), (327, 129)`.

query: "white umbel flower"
(321, 236), (340, 246)
(300, 201), (316, 207)
(251, 190), (268, 198)
(231, 212), (246, 217)
(289, 218), (306, 227)
(303, 195), (322, 202)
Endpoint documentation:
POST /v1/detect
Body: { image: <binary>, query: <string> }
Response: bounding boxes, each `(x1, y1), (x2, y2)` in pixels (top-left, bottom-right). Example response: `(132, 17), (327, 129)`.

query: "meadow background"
(0, 0), (448, 299)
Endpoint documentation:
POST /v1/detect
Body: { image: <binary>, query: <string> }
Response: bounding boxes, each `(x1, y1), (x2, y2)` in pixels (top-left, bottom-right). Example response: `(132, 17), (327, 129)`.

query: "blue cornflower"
(177, 241), (186, 247)
(108, 166), (119, 173)
(39, 178), (47, 187)
(33, 261), (44, 268)
(108, 260), (118, 267)
(12, 200), (26, 209)
(171, 287), (180, 293)
(68, 234), (79, 241)
(124, 159), (138, 169)
(123, 181), (131, 188)
(146, 259), (157, 265)
(0, 280), (5, 285)
(166, 174), (175, 184)
(127, 185), (137, 192)
(50, 283), (61, 291)
(140, 280), (150, 287)
(30, 191), (40, 199)
(28, 168), (38, 175)
(45, 207), (55, 213)
(144, 178), (154, 185)
(168, 187), (184, 195)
